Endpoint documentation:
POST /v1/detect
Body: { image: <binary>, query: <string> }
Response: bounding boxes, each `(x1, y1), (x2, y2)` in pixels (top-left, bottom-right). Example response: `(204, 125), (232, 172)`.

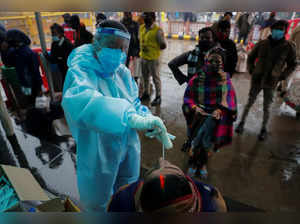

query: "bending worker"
(62, 20), (173, 212)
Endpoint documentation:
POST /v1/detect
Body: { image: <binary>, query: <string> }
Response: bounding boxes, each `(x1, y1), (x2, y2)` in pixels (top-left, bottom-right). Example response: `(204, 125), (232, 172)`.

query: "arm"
(229, 42), (238, 75)
(168, 51), (190, 85)
(183, 76), (200, 110)
(280, 42), (297, 80)
(44, 43), (58, 64)
(62, 66), (137, 134)
(156, 28), (167, 50)
(247, 41), (262, 74)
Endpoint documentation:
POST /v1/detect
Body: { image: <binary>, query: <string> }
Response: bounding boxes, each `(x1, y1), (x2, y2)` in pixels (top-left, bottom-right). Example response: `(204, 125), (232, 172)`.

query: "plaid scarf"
(187, 46), (202, 78)
(183, 66), (237, 149)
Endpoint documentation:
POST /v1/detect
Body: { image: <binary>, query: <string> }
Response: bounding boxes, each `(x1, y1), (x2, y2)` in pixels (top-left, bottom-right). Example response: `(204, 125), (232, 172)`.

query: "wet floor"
(0, 39), (299, 212)
(140, 39), (300, 212)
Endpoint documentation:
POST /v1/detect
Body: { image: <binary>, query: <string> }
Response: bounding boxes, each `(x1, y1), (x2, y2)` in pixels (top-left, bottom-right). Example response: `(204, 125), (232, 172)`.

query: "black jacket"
(121, 19), (140, 58)
(45, 37), (74, 80)
(74, 24), (93, 48)
(218, 39), (238, 77)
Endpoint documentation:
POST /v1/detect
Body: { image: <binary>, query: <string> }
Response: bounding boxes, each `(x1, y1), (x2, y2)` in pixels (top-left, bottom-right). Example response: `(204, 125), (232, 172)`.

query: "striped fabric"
(183, 67), (237, 149)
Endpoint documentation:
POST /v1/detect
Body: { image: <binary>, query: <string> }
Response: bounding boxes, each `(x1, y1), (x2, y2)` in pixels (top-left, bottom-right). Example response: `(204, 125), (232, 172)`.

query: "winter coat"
(247, 36), (297, 89)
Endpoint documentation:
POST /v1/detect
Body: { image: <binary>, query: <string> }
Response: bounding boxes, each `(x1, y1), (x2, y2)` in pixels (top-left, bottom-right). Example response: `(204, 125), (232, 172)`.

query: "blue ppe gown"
(62, 44), (150, 211)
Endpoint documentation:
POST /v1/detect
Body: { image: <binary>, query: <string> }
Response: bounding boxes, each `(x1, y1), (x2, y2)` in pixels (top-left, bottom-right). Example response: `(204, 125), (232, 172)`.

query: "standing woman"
(44, 23), (74, 91)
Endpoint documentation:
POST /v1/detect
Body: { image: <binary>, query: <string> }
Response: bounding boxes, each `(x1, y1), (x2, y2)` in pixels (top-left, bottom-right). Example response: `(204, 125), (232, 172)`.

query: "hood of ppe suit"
(67, 44), (102, 71)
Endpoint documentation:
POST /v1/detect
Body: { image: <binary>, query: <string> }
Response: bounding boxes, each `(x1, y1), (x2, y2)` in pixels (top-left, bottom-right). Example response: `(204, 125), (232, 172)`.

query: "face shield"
(94, 27), (131, 54)
(93, 27), (131, 77)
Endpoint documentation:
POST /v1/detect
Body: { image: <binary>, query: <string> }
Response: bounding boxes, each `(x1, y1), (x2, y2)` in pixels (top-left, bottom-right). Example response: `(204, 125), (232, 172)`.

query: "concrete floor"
(0, 39), (298, 212)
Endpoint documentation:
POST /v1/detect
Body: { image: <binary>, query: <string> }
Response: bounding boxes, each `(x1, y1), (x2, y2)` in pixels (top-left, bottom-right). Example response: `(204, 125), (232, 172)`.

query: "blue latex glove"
(145, 129), (175, 150)
(128, 114), (173, 149)
(128, 114), (167, 132)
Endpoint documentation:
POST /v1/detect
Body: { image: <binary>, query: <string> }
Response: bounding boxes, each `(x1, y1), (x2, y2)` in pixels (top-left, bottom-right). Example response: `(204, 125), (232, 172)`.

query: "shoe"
(258, 128), (268, 141)
(7, 135), (30, 168)
(195, 167), (208, 179)
(235, 122), (245, 135)
(151, 96), (161, 106)
(187, 167), (196, 177)
(140, 93), (150, 101)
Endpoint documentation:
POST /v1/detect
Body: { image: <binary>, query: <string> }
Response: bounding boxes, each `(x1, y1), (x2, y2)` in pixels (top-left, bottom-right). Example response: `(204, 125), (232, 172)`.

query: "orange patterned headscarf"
(134, 159), (202, 213)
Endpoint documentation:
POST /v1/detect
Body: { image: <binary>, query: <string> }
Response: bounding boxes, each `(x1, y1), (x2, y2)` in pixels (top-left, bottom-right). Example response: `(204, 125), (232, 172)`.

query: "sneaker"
(140, 93), (150, 101)
(235, 122), (245, 135)
(258, 128), (268, 141)
(151, 96), (161, 106)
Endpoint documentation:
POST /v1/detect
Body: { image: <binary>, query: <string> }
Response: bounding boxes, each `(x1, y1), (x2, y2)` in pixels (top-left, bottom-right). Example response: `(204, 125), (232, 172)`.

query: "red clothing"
(62, 23), (75, 44)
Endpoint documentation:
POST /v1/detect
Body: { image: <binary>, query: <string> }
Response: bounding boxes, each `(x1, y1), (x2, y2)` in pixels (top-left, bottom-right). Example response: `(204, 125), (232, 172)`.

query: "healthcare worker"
(62, 20), (173, 212)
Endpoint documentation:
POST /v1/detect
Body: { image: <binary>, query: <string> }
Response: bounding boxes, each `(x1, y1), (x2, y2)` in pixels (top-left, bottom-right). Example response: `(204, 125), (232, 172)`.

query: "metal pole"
(34, 12), (54, 99)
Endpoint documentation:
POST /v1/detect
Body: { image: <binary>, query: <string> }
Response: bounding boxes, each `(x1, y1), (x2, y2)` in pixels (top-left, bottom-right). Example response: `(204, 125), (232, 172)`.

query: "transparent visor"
(94, 27), (131, 53)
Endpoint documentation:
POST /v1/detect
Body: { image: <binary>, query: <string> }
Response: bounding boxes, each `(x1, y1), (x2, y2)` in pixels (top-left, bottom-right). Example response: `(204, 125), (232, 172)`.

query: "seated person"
(182, 47), (237, 179)
(107, 158), (227, 212)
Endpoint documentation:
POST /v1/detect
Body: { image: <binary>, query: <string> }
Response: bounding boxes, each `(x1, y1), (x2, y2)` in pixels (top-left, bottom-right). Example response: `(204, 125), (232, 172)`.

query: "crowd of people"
(0, 11), (299, 213)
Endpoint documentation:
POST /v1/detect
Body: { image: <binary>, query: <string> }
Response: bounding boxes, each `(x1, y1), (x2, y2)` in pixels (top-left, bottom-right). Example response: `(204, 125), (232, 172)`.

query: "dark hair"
(271, 20), (289, 31)
(50, 23), (64, 35)
(208, 47), (227, 66)
(224, 12), (233, 17)
(0, 25), (6, 44)
(143, 12), (156, 20)
(70, 15), (80, 28)
(98, 20), (128, 33)
(96, 13), (107, 21)
(198, 27), (213, 37)
(140, 174), (192, 212)
(218, 20), (231, 31)
(62, 13), (71, 24)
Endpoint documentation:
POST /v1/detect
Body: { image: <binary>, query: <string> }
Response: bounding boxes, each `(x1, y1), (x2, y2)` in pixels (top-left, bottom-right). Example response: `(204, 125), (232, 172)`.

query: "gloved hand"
(128, 114), (173, 149)
(145, 129), (175, 150)
(128, 114), (167, 132)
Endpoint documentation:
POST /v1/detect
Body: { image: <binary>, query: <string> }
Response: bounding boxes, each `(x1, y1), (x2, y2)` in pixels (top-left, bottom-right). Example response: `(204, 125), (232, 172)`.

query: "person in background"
(278, 24), (300, 95)
(182, 47), (237, 179)
(69, 15), (93, 48)
(107, 158), (227, 212)
(168, 27), (218, 86)
(235, 20), (297, 141)
(211, 12), (233, 35)
(237, 13), (251, 46)
(259, 12), (277, 41)
(2, 29), (42, 105)
(96, 13), (107, 28)
(183, 12), (193, 35)
(62, 13), (75, 44)
(139, 12), (167, 106)
(0, 27), (30, 169)
(44, 23), (74, 90)
(62, 20), (173, 211)
(290, 24), (300, 63)
(215, 20), (238, 77)
(121, 12), (140, 69)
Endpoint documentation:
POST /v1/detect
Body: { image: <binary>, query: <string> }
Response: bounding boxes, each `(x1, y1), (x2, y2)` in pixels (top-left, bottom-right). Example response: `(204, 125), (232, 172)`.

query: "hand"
(128, 114), (167, 133)
(145, 129), (175, 149)
(195, 106), (206, 115)
(212, 109), (222, 120)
